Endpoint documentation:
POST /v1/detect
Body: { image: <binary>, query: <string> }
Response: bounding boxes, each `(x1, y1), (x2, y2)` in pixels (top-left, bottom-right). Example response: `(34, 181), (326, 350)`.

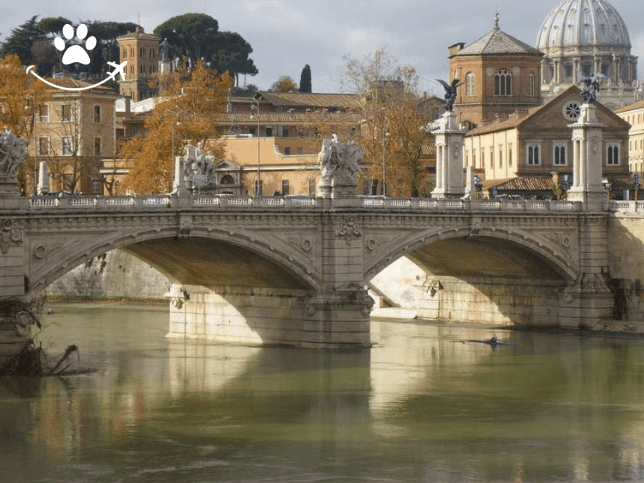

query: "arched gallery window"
(495, 69), (511, 96)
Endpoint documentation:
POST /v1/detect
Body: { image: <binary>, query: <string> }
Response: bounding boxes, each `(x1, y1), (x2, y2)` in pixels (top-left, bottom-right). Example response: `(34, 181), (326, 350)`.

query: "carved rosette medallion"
(0, 219), (23, 254)
(336, 216), (362, 245)
(33, 243), (47, 259)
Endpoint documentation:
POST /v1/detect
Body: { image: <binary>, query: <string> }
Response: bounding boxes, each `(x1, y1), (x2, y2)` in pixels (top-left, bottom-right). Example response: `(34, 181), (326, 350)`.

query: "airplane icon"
(107, 61), (127, 81)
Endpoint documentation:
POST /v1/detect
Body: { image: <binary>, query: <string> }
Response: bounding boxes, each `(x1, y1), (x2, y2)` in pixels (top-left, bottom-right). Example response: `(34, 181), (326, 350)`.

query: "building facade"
(463, 86), (631, 195)
(615, 101), (644, 175)
(30, 79), (118, 194)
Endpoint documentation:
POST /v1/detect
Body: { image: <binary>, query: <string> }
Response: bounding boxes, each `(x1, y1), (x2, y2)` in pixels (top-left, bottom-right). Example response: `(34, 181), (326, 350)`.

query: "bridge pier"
(165, 284), (372, 349)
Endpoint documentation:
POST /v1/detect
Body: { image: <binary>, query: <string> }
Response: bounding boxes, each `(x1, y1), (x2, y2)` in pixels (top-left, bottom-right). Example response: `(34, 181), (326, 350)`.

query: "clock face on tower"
(563, 101), (581, 121)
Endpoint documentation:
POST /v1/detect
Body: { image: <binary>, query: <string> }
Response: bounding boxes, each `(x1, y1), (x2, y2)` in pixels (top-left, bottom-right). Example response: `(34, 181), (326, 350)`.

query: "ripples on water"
(2, 306), (644, 482)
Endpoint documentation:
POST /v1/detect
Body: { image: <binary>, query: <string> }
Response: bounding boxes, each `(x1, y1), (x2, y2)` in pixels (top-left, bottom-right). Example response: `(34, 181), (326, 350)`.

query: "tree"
(270, 75), (298, 93)
(0, 16), (47, 66)
(120, 60), (233, 194)
(153, 13), (219, 62)
(0, 54), (51, 193)
(299, 64), (312, 93)
(209, 31), (258, 86)
(341, 48), (434, 197)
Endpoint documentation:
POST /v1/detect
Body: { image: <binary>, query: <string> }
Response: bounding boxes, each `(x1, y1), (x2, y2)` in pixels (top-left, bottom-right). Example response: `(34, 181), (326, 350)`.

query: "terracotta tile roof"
(482, 177), (554, 191)
(256, 92), (361, 110)
(614, 100), (644, 114)
(453, 25), (543, 57)
(218, 111), (363, 123)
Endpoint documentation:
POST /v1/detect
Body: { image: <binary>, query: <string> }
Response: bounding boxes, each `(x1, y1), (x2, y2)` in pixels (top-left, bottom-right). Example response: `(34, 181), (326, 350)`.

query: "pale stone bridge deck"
(3, 192), (638, 359)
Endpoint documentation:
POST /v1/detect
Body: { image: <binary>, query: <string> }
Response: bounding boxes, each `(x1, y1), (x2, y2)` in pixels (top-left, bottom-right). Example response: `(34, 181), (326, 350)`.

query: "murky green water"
(3, 306), (644, 482)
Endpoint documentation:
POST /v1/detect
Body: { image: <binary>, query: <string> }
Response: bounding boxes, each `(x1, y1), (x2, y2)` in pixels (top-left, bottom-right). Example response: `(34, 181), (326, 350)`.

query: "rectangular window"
(281, 179), (290, 195)
(92, 178), (101, 195)
(94, 137), (102, 156)
(38, 104), (49, 123)
(61, 104), (71, 122)
(297, 147), (303, 155)
(62, 136), (72, 156)
(553, 143), (567, 165)
(94, 105), (101, 123)
(284, 147), (291, 155)
(283, 128), (289, 137)
(265, 127), (273, 137)
(607, 144), (620, 165)
(527, 145), (541, 166)
(309, 178), (316, 197)
(38, 136), (49, 156)
(499, 146), (503, 169)
(489, 148), (494, 169)
(508, 145), (513, 167)
(249, 127), (256, 136)
(255, 180), (263, 196)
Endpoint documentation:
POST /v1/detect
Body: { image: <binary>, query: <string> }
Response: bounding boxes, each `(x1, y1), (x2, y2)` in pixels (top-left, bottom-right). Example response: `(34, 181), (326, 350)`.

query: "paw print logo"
(54, 24), (97, 65)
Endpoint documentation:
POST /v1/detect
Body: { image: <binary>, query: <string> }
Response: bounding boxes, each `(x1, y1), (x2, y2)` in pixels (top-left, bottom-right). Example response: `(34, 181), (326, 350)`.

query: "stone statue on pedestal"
(317, 135), (363, 198)
(0, 128), (28, 195)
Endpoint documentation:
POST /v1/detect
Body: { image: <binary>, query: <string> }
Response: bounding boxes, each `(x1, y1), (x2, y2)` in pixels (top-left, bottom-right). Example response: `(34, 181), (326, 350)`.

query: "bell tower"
(117, 26), (160, 102)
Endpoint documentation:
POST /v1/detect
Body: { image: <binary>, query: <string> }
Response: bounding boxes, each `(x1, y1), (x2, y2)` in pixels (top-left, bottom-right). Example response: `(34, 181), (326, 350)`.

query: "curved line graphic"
(27, 65), (115, 92)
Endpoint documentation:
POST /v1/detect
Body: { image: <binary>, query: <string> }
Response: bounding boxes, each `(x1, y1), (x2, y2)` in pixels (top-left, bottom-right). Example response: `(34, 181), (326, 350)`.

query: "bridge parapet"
(7, 194), (588, 214)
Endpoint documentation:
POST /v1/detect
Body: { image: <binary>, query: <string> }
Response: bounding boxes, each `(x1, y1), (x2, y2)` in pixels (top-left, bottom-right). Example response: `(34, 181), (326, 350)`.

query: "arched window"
(495, 69), (511, 96)
(465, 73), (475, 96)
(221, 175), (235, 185)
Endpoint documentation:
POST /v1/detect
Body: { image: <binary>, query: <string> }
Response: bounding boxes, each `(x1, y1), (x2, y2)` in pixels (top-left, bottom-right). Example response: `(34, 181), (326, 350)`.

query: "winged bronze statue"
(436, 78), (463, 112)
(577, 71), (605, 104)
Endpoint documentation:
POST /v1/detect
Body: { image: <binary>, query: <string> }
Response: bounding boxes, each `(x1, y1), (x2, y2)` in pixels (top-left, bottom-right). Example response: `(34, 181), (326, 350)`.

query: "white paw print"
(54, 24), (96, 66)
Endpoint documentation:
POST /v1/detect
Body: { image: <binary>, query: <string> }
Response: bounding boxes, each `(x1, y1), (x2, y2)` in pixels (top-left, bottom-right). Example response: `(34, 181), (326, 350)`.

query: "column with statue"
(429, 79), (466, 199)
(566, 73), (608, 208)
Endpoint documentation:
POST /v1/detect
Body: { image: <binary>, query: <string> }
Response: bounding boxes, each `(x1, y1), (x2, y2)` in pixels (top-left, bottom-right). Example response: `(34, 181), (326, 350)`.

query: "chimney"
(448, 42), (465, 57)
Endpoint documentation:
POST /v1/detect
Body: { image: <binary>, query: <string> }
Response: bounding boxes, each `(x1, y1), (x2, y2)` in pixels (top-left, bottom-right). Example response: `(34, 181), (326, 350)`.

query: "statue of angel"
(436, 78), (463, 111)
(577, 72), (605, 104)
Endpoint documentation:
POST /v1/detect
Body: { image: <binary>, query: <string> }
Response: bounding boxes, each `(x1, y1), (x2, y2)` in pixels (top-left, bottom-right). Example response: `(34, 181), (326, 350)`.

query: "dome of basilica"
(535, 0), (638, 107)
(536, 0), (630, 53)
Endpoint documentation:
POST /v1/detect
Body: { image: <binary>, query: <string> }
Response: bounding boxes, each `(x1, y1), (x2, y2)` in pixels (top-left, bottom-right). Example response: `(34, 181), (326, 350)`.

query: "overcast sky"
(2, 0), (643, 94)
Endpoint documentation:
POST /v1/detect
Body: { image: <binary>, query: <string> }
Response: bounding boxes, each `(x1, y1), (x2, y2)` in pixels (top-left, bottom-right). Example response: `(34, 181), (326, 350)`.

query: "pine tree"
(299, 64), (312, 93)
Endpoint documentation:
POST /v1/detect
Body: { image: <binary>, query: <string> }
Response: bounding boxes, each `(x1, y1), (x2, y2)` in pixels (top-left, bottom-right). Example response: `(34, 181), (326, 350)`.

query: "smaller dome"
(536, 0), (631, 53)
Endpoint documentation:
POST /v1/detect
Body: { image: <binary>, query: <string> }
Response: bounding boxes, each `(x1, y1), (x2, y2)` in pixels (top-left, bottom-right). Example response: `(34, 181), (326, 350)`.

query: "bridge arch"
(365, 226), (579, 283)
(27, 225), (320, 297)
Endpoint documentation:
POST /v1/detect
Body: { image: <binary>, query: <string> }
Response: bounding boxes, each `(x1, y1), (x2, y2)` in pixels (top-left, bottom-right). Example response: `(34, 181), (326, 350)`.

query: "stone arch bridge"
(0, 193), (622, 358)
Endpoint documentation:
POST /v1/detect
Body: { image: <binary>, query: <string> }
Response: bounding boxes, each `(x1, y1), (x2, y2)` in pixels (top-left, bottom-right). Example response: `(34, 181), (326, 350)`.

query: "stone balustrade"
(15, 194), (584, 213)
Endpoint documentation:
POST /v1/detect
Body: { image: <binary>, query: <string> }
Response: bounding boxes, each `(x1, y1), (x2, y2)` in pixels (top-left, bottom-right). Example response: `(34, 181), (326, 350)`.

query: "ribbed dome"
(536, 0), (631, 52)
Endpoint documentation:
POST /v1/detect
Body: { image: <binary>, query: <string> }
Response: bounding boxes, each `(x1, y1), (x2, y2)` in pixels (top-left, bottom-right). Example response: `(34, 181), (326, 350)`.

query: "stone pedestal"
(567, 104), (607, 209)
(37, 162), (49, 195)
(431, 111), (466, 199)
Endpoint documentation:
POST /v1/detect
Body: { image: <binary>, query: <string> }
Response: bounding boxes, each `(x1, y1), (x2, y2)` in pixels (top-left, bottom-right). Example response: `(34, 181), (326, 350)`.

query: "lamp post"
(170, 110), (180, 188)
(381, 115), (389, 197)
(26, 93), (38, 195)
(251, 98), (261, 196)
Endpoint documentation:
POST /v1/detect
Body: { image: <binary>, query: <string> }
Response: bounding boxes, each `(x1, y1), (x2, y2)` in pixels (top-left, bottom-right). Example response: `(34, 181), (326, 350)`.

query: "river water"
(3, 306), (644, 482)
